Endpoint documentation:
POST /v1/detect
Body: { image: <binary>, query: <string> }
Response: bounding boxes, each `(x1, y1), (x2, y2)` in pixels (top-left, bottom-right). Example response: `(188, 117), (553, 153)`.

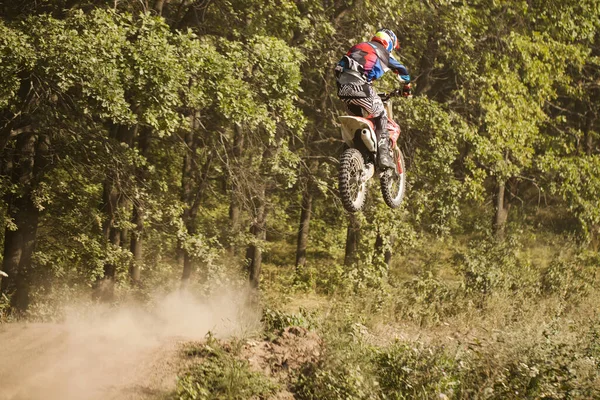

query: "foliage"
(293, 360), (375, 400)
(261, 307), (315, 334)
(177, 337), (278, 400)
(2, 2), (600, 399)
(374, 341), (459, 399)
(397, 270), (461, 325)
(453, 235), (539, 300)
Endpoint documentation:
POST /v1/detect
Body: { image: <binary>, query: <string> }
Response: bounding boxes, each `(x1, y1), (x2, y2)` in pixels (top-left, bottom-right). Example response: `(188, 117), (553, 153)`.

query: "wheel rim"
(385, 168), (405, 202)
(348, 157), (364, 204)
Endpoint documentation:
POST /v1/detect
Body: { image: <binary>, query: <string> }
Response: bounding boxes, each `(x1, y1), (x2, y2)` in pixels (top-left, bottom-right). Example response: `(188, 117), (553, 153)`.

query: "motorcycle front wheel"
(380, 149), (406, 209)
(339, 148), (367, 212)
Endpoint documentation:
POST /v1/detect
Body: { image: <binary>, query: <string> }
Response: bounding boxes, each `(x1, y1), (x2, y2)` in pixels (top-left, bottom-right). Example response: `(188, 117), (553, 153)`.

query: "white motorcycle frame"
(338, 115), (378, 182)
(338, 116), (378, 152)
(338, 98), (394, 153)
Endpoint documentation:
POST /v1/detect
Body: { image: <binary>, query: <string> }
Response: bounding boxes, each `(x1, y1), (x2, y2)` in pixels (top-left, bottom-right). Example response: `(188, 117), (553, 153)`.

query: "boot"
(377, 137), (395, 169)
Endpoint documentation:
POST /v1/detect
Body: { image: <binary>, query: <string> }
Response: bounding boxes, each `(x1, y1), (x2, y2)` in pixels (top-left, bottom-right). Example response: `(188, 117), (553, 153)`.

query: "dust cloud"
(0, 288), (260, 400)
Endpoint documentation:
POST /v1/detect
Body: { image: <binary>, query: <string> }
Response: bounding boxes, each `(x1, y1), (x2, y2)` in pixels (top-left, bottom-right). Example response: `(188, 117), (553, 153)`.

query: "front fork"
(361, 163), (375, 183)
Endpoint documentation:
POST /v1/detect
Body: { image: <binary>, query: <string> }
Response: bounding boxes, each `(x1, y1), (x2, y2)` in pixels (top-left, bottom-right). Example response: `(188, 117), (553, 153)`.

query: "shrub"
(540, 252), (597, 303)
(261, 307), (315, 334)
(293, 261), (347, 295)
(396, 270), (461, 325)
(453, 236), (539, 302)
(374, 341), (459, 399)
(457, 336), (600, 399)
(177, 337), (278, 400)
(293, 361), (374, 400)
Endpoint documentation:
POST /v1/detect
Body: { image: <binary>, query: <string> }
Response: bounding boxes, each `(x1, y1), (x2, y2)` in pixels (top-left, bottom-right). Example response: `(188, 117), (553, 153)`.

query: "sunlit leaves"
(539, 155), (600, 241)
(0, 21), (34, 108)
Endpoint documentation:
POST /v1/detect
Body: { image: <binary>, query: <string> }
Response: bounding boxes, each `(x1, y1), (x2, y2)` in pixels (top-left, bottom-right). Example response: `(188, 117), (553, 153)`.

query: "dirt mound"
(242, 326), (322, 381)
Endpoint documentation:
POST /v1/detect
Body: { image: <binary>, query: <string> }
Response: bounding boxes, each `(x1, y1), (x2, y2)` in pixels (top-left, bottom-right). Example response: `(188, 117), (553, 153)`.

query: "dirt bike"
(338, 87), (407, 213)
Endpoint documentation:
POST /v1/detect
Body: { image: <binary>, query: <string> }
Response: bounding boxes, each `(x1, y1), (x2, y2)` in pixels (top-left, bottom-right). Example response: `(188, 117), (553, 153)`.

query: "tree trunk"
(1, 204), (38, 312)
(591, 225), (599, 252)
(494, 179), (510, 239)
(0, 227), (18, 293)
(181, 236), (194, 285)
(228, 199), (241, 257)
(9, 196), (40, 311)
(0, 147), (15, 291)
(97, 174), (120, 301)
(181, 153), (212, 284)
(344, 213), (361, 266)
(414, 33), (439, 97)
(584, 111), (596, 156)
(179, 120), (197, 284)
(180, 112), (212, 285)
(154, 0), (166, 15)
(129, 204), (143, 284)
(129, 128), (150, 284)
(120, 224), (129, 250)
(295, 182), (313, 269)
(0, 133), (49, 312)
(295, 159), (318, 269)
(228, 124), (244, 257)
(385, 236), (394, 266)
(246, 185), (267, 288)
(97, 124), (136, 301)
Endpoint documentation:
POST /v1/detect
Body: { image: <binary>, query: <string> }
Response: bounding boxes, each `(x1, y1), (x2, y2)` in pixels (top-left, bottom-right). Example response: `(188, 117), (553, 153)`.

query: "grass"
(11, 230), (600, 399)
(176, 336), (279, 400)
(256, 232), (600, 399)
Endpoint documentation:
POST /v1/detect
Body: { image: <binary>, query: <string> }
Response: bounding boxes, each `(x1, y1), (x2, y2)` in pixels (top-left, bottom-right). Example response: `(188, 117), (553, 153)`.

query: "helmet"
(372, 28), (399, 53)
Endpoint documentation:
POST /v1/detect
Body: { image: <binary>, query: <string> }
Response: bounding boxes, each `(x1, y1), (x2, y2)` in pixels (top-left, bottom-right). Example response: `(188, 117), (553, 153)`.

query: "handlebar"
(379, 83), (413, 102)
(379, 88), (404, 102)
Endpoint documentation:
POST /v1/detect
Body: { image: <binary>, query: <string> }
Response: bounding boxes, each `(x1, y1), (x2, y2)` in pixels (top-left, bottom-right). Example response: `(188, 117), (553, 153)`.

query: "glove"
(396, 74), (407, 84)
(402, 83), (413, 98)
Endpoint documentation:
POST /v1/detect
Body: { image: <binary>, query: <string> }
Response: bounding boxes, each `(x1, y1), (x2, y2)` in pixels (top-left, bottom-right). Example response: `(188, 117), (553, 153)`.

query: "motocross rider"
(335, 28), (411, 169)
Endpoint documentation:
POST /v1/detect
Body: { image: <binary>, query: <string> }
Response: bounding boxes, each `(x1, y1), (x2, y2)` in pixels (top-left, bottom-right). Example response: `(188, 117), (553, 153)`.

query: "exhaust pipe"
(360, 128), (377, 152)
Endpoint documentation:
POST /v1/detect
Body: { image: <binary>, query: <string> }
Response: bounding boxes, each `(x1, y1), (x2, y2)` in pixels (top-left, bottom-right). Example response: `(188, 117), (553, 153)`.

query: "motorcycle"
(338, 87), (407, 212)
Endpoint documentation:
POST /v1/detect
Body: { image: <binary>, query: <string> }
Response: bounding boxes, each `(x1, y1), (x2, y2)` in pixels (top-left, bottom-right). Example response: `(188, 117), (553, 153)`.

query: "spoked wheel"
(339, 148), (367, 212)
(380, 148), (406, 209)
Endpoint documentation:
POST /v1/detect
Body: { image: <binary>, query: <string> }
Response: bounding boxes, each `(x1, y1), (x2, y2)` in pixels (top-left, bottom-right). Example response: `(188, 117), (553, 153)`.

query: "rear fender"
(339, 116), (376, 149)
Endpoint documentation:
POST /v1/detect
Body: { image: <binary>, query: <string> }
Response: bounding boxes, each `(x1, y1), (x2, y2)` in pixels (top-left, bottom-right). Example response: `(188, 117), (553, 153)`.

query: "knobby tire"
(339, 148), (367, 212)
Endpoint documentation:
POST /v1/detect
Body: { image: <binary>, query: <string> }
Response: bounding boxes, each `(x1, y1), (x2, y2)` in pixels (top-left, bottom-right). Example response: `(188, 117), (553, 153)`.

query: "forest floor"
(0, 308), (323, 400)
(2, 235), (600, 399)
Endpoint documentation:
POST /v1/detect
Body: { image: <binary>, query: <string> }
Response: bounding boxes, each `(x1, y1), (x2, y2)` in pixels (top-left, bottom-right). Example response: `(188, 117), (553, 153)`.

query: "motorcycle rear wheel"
(380, 149), (406, 209)
(339, 148), (367, 212)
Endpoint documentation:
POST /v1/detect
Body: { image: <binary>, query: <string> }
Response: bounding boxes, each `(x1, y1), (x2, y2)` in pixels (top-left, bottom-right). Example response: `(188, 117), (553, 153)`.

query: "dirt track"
(0, 290), (258, 400)
(0, 323), (181, 400)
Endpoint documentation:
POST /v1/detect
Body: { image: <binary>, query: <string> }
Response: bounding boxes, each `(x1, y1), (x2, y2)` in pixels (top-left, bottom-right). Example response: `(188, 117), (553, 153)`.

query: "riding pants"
(338, 83), (388, 140)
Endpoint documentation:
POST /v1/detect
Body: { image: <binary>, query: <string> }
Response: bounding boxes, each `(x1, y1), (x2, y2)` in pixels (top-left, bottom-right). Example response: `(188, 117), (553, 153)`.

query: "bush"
(374, 341), (459, 399)
(293, 261), (348, 295)
(457, 334), (600, 399)
(177, 337), (278, 400)
(540, 252), (597, 303)
(396, 270), (461, 325)
(453, 236), (539, 302)
(293, 361), (374, 400)
(261, 307), (315, 334)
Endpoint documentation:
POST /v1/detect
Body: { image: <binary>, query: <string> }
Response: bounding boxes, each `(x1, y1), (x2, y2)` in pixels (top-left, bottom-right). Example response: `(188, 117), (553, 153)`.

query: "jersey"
(336, 40), (410, 83)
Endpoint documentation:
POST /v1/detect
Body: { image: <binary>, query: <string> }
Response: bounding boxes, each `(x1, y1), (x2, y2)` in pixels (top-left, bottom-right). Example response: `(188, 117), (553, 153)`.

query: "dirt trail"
(0, 290), (259, 400)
